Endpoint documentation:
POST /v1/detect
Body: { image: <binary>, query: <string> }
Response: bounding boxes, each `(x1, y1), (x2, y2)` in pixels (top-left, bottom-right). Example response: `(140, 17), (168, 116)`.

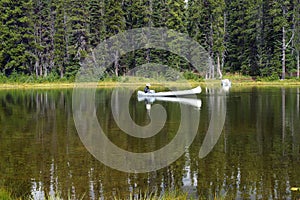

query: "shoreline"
(0, 79), (300, 89)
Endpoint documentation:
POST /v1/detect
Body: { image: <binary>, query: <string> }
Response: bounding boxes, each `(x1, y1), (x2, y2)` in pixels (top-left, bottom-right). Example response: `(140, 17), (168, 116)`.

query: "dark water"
(0, 87), (300, 199)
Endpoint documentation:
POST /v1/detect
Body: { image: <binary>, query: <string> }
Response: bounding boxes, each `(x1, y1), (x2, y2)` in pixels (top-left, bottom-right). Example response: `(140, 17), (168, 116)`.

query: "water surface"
(0, 87), (299, 199)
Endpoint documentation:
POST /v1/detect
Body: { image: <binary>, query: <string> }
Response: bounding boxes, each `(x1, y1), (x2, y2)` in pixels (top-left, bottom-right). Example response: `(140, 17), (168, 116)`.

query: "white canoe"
(137, 86), (202, 97)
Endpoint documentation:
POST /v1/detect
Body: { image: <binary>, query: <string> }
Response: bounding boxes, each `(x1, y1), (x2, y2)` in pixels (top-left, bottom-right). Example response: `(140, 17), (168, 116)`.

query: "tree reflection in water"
(0, 87), (299, 199)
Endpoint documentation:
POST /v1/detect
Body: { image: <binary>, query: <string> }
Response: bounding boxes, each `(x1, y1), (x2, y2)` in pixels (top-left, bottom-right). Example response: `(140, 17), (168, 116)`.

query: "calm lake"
(0, 86), (300, 199)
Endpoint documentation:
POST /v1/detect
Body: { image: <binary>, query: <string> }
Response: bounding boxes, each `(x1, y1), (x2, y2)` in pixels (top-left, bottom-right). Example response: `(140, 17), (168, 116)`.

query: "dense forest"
(0, 0), (299, 80)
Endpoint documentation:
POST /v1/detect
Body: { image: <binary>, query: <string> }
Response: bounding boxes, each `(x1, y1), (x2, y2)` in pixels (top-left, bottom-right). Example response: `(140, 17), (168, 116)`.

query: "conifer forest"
(0, 0), (300, 80)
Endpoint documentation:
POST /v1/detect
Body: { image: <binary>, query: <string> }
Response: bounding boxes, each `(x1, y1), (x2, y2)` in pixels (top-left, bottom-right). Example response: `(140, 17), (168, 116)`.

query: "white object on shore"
(221, 79), (231, 87)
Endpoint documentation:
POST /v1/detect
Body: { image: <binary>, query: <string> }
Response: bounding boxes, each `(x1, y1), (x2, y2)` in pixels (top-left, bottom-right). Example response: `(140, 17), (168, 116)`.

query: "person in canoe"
(144, 83), (151, 93)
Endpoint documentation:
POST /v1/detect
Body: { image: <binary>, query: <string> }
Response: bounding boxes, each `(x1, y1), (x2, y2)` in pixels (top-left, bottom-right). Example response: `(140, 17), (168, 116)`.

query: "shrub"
(183, 71), (202, 81)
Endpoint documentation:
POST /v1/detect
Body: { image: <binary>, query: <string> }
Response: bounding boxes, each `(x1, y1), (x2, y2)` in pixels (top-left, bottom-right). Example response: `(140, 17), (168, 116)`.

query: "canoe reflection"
(138, 96), (202, 110)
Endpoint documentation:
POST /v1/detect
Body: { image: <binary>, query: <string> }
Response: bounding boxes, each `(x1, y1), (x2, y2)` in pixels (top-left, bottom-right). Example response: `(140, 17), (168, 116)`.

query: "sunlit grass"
(0, 74), (299, 90)
(0, 188), (13, 200)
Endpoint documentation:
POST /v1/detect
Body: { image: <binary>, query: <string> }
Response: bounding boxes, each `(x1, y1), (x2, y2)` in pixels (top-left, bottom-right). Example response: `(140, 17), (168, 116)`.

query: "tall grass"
(117, 189), (190, 200)
(0, 188), (190, 200)
(0, 188), (13, 200)
(0, 72), (71, 84)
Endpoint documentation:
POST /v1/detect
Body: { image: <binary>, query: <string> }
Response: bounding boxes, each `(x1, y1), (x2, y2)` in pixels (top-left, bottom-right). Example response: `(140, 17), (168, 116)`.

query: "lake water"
(0, 86), (299, 199)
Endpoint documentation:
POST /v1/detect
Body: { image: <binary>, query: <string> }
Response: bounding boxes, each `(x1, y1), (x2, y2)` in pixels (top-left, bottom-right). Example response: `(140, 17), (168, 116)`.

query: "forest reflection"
(0, 87), (299, 199)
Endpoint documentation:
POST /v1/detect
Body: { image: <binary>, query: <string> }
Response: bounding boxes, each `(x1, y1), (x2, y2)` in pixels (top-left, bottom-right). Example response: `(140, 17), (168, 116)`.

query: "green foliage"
(0, 72), (71, 83)
(53, 0), (68, 78)
(257, 71), (280, 81)
(66, 0), (89, 73)
(187, 0), (225, 78)
(0, 0), (300, 80)
(165, 0), (190, 71)
(183, 71), (203, 81)
(89, 0), (106, 47)
(111, 74), (121, 82)
(0, 0), (34, 75)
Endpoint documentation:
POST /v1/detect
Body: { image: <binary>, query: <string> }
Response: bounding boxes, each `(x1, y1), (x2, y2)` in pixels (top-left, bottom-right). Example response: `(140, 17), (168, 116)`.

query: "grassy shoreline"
(0, 76), (300, 89)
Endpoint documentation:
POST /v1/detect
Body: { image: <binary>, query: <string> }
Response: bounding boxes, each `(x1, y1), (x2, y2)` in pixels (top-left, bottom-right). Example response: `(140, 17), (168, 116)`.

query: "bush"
(257, 72), (279, 81)
(0, 71), (75, 84)
(111, 74), (121, 82)
(183, 71), (202, 81)
(0, 73), (8, 83)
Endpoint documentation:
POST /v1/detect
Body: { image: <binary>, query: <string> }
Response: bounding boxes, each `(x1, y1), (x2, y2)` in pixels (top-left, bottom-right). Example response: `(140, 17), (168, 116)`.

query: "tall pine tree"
(104, 0), (125, 76)
(65, 0), (89, 78)
(0, 0), (34, 75)
(53, 0), (68, 78)
(89, 0), (106, 47)
(122, 0), (152, 73)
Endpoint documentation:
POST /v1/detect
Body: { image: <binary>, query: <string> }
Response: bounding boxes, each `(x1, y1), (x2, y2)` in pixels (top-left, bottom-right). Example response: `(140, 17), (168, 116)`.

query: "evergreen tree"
(152, 0), (168, 27)
(186, 0), (208, 74)
(0, 0), (299, 79)
(122, 0), (152, 73)
(65, 0), (89, 78)
(124, 0), (151, 29)
(240, 0), (263, 76)
(225, 0), (247, 73)
(89, 0), (106, 47)
(269, 0), (293, 79)
(258, 0), (276, 76)
(104, 0), (125, 76)
(32, 0), (57, 77)
(53, 0), (68, 78)
(187, 0), (225, 78)
(165, 0), (189, 71)
(165, 0), (187, 32)
(186, 0), (203, 42)
(208, 0), (226, 78)
(149, 0), (189, 72)
(0, 0), (34, 75)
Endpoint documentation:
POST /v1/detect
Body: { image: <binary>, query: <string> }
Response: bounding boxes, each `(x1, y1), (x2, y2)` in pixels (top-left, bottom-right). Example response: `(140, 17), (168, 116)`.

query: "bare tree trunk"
(35, 57), (39, 78)
(33, 22), (40, 78)
(297, 88), (299, 115)
(282, 26), (286, 80)
(33, 15), (42, 77)
(39, 62), (43, 77)
(60, 67), (64, 78)
(281, 4), (295, 79)
(207, 56), (214, 79)
(212, 57), (215, 79)
(114, 50), (119, 77)
(221, 12), (227, 70)
(297, 50), (299, 79)
(63, 8), (68, 78)
(49, 5), (55, 74)
(146, 48), (151, 63)
(210, 22), (214, 79)
(217, 53), (223, 79)
(44, 63), (48, 77)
